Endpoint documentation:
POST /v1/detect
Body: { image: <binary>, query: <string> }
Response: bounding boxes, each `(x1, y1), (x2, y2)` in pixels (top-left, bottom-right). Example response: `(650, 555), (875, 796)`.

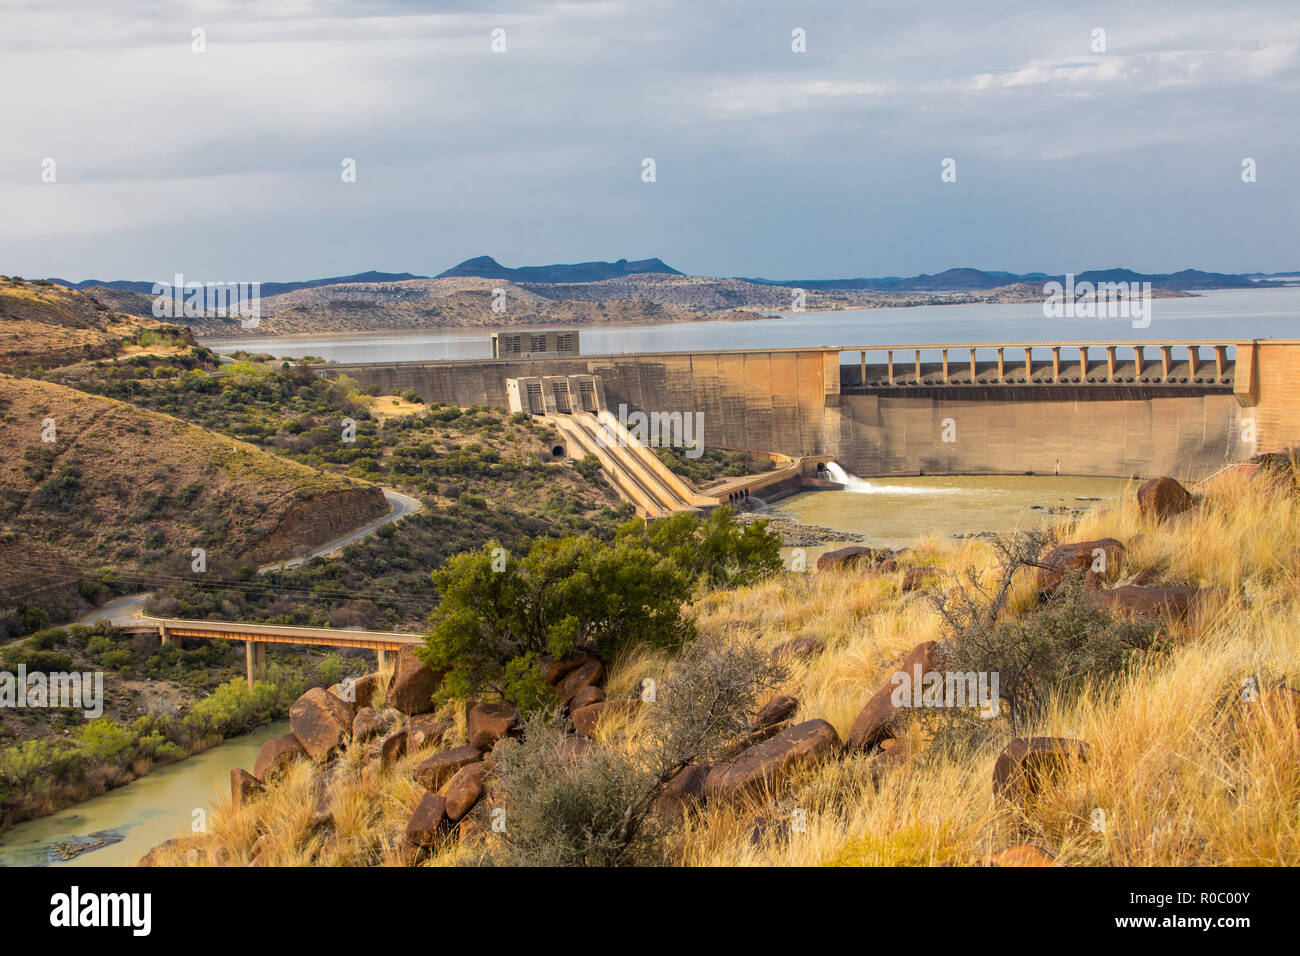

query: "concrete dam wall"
(319, 339), (1298, 480)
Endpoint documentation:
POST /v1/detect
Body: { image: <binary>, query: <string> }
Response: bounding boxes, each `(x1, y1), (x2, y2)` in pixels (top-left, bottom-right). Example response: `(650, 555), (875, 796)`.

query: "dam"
(316, 338), (1300, 489)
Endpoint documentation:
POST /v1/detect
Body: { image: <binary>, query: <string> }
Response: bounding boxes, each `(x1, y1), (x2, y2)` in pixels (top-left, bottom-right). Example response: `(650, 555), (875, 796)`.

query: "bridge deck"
(120, 617), (423, 651)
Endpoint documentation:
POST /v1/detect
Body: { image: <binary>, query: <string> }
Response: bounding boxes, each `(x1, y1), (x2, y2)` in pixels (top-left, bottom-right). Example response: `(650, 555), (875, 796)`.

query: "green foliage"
(656, 446), (767, 484)
(573, 454), (602, 482)
(423, 534), (693, 709)
(616, 506), (782, 589)
(78, 718), (136, 761)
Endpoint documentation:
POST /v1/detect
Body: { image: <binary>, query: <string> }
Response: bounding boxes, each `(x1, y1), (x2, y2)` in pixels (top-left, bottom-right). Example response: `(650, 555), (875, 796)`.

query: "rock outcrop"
(704, 719), (841, 799)
(289, 687), (354, 764)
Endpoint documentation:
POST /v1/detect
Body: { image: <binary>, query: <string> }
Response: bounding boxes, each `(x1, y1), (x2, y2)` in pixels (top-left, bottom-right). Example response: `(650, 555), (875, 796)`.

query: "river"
(0, 721), (288, 867)
(202, 287), (1300, 363)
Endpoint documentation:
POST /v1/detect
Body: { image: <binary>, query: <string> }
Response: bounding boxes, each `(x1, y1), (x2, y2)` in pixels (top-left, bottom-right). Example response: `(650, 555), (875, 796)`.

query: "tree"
(422, 535), (693, 709)
(615, 506), (782, 589)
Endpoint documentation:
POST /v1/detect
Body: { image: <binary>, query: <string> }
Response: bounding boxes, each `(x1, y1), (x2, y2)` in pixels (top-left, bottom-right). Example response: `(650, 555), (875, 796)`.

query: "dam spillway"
(316, 338), (1300, 481)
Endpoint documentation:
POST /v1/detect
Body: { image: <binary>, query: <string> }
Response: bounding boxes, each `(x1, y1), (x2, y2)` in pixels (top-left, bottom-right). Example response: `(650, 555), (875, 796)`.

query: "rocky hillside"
(0, 277), (193, 373)
(140, 464), (1300, 868)
(0, 376), (387, 623)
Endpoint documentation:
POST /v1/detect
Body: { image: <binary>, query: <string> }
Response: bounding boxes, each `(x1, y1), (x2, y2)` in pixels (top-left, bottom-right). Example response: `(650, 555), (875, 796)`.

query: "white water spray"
(824, 462), (965, 496)
(825, 462), (875, 493)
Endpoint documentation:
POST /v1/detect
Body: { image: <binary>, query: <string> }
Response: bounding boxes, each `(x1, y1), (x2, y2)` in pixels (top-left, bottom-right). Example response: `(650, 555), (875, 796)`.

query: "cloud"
(0, 0), (1296, 278)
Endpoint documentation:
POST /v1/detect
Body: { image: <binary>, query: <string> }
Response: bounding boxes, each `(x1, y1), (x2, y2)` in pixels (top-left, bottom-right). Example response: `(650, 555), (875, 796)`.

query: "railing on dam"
(840, 342), (1237, 390)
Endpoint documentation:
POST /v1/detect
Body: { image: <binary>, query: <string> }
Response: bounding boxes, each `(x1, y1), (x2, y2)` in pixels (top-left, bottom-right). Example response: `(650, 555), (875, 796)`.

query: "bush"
(615, 506), (782, 589)
(471, 635), (787, 866)
(927, 531), (1160, 734)
(422, 534), (694, 709)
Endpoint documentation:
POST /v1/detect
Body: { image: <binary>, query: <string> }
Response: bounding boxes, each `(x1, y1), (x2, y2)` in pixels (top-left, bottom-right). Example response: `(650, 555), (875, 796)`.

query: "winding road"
(79, 488), (422, 626)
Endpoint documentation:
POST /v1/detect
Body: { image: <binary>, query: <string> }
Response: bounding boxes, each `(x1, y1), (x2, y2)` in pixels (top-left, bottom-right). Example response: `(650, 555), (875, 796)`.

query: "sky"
(1, 0), (1297, 282)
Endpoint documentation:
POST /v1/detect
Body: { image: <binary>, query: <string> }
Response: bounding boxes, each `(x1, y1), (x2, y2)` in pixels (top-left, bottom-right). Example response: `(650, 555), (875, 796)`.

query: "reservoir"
(203, 288), (1300, 364)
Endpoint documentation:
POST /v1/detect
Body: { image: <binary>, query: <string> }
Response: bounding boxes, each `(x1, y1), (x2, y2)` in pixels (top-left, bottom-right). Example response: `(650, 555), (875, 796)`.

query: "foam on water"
(825, 462), (964, 495)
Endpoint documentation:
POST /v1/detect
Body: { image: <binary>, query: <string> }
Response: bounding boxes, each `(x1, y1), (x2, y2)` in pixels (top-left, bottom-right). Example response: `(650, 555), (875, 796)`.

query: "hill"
(741, 266), (1257, 292)
(0, 277), (195, 373)
(435, 255), (682, 283)
(0, 375), (387, 629)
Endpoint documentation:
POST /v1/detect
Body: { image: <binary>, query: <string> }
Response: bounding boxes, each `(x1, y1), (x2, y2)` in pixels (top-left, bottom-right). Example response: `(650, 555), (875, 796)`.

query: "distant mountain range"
(48, 270), (426, 297)
(740, 267), (1264, 292)
(41, 258), (1293, 296)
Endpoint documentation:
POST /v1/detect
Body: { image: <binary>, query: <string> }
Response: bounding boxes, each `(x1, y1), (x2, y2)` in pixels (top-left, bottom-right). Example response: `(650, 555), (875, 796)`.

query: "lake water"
(0, 721), (287, 867)
(204, 287), (1300, 364)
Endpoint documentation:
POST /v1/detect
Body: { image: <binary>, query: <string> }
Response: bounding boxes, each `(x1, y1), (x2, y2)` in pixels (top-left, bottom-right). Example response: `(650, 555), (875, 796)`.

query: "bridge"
(119, 616), (423, 688)
(316, 338), (1299, 496)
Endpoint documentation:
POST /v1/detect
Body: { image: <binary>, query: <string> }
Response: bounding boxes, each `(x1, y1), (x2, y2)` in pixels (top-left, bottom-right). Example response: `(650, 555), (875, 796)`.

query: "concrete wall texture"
(321, 340), (1299, 479)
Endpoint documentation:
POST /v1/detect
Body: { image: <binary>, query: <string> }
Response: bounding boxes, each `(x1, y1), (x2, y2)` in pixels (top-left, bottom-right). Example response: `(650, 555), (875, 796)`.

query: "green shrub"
(423, 534), (693, 709)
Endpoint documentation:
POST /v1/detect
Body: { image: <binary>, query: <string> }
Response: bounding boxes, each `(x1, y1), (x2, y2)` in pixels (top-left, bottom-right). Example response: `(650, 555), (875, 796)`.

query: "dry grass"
(147, 468), (1300, 867)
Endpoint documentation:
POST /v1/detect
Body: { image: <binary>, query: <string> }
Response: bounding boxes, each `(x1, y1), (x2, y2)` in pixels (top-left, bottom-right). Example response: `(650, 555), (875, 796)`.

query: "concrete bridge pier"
(245, 641), (266, 689)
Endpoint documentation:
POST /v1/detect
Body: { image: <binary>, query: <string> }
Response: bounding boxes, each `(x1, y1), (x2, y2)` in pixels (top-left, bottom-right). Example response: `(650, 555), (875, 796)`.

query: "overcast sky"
(1, 0), (1296, 281)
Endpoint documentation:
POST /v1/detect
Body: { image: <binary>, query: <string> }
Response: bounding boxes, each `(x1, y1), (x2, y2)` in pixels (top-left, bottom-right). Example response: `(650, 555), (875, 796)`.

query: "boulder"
(754, 695), (799, 729)
(703, 719), (842, 800)
(404, 792), (449, 848)
(652, 764), (709, 824)
(845, 641), (939, 752)
(230, 768), (261, 808)
(289, 686), (354, 764)
(570, 684), (607, 710)
(1137, 476), (1194, 522)
(253, 733), (308, 780)
(388, 646), (442, 716)
(555, 660), (604, 705)
(327, 683), (357, 717)
(1093, 585), (1201, 621)
(380, 728), (408, 770)
(571, 699), (637, 737)
(900, 566), (935, 593)
(441, 762), (491, 822)
(992, 737), (1091, 806)
(467, 701), (521, 751)
(350, 672), (382, 711)
(540, 651), (601, 685)
(985, 845), (1058, 867)
(406, 712), (453, 751)
(816, 546), (880, 572)
(351, 706), (385, 743)
(414, 744), (483, 791)
(1036, 538), (1125, 594)
(770, 637), (825, 662)
(137, 836), (205, 867)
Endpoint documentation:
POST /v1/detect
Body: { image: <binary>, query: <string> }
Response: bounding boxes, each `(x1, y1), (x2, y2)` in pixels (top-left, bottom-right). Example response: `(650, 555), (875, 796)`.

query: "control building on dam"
(317, 338), (1300, 481)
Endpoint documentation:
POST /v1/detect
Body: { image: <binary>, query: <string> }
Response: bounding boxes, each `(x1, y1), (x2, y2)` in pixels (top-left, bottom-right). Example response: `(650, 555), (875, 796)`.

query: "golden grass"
(149, 468), (1300, 867)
